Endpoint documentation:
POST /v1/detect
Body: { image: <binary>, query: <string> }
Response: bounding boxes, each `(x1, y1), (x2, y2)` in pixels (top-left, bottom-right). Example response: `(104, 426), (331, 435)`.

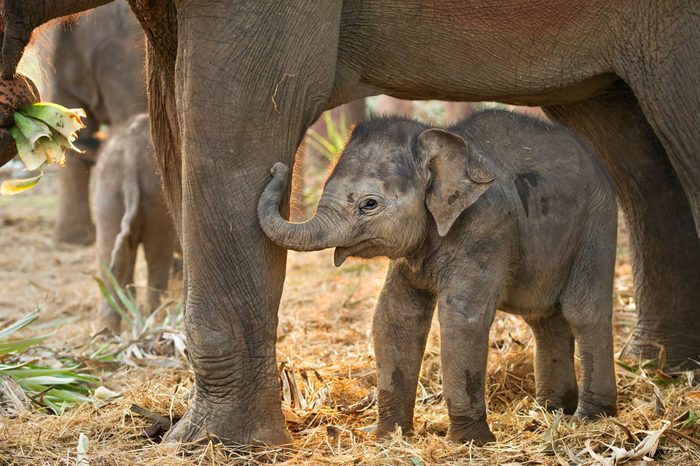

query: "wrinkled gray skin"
(0, 0), (698, 446)
(48, 0), (147, 245)
(91, 113), (176, 332)
(259, 111), (618, 443)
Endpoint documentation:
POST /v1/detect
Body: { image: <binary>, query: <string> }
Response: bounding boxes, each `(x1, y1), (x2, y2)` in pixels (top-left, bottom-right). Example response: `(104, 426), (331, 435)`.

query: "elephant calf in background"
(259, 110), (618, 444)
(92, 113), (176, 332)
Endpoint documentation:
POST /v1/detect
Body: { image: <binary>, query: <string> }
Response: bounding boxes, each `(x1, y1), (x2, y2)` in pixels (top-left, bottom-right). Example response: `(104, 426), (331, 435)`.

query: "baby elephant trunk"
(257, 162), (344, 251)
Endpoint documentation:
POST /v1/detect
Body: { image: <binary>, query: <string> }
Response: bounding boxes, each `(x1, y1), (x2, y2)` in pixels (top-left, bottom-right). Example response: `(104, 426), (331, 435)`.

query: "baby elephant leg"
(561, 224), (617, 418)
(373, 264), (436, 437)
(94, 193), (138, 333)
(96, 224), (138, 332)
(438, 292), (497, 445)
(143, 223), (177, 313)
(525, 310), (578, 413)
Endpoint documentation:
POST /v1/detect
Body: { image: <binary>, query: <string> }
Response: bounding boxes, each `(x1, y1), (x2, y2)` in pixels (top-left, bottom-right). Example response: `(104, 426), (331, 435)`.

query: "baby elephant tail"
(109, 177), (140, 271)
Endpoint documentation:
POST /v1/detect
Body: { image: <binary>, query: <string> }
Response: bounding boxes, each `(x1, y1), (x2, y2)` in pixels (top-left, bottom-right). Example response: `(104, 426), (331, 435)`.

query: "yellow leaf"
(0, 173), (42, 195)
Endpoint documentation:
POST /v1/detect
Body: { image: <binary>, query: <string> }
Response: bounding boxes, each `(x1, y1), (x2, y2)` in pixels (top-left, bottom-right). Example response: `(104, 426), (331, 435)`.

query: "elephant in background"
(0, 0), (698, 447)
(46, 0), (147, 245)
(92, 113), (176, 332)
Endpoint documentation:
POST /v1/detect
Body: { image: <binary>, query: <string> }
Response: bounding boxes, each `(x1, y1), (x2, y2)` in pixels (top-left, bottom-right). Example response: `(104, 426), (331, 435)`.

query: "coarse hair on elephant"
(259, 110), (618, 444)
(91, 113), (176, 332)
(0, 0), (698, 447)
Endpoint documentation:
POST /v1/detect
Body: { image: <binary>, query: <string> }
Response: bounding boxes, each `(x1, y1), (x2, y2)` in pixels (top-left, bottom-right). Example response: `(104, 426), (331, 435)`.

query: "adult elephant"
(0, 0), (698, 446)
(48, 0), (147, 245)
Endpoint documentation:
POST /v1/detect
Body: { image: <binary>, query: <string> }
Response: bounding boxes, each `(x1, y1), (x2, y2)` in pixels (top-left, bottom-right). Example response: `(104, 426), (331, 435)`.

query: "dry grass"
(0, 167), (699, 465)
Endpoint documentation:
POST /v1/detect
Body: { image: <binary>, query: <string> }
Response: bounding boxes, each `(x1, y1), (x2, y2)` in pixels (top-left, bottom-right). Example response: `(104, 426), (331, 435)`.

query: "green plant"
(305, 110), (350, 162)
(93, 263), (186, 366)
(0, 309), (98, 414)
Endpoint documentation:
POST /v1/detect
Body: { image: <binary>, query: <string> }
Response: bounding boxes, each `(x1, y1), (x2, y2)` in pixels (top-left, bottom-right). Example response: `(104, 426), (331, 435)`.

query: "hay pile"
(0, 172), (699, 465)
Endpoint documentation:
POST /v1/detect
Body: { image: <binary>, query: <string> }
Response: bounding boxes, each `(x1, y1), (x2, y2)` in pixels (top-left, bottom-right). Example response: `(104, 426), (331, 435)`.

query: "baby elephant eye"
(360, 198), (378, 211)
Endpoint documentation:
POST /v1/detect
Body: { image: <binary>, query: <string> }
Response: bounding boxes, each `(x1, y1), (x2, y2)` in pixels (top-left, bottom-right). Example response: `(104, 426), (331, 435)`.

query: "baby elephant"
(259, 110), (618, 444)
(92, 113), (177, 332)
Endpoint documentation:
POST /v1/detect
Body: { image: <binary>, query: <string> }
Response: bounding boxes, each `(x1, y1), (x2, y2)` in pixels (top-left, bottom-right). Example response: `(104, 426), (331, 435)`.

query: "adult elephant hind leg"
(613, 8), (700, 234)
(544, 92), (700, 370)
(54, 109), (100, 245)
(163, 0), (342, 445)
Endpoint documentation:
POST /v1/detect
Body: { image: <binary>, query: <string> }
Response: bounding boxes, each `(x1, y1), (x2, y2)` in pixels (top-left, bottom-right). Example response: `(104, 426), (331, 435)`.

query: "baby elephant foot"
(448, 417), (496, 445)
(574, 398), (617, 420)
(375, 419), (413, 438)
(538, 386), (579, 415)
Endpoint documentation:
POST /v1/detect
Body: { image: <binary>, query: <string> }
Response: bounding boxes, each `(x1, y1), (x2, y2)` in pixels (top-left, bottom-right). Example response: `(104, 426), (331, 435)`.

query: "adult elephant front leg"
(164, 0), (341, 445)
(544, 90), (700, 370)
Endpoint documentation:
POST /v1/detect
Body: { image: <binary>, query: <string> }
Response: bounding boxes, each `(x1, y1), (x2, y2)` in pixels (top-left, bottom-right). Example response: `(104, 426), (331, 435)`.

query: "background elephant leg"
(525, 311), (578, 414)
(142, 222), (176, 314)
(162, 0), (341, 445)
(94, 201), (136, 333)
(54, 110), (100, 245)
(373, 264), (436, 437)
(544, 91), (700, 369)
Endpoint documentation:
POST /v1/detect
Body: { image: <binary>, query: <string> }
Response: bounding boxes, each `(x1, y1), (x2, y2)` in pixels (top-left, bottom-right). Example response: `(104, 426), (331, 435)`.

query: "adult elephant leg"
(544, 91), (700, 370)
(164, 0), (341, 445)
(55, 108), (99, 245)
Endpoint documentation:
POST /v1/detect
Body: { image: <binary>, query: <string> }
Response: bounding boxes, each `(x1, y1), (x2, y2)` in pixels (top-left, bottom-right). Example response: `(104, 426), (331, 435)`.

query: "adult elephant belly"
(333, 0), (620, 106)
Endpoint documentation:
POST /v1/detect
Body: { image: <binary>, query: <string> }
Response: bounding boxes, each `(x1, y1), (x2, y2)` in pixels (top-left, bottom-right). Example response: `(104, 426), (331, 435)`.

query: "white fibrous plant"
(1, 103), (86, 195)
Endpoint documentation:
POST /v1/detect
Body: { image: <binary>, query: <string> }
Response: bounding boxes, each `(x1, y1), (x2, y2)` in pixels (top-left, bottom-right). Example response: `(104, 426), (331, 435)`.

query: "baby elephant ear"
(418, 128), (495, 236)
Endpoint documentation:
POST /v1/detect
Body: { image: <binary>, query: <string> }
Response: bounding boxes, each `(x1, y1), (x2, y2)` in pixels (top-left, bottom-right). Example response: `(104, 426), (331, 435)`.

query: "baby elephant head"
(258, 118), (494, 265)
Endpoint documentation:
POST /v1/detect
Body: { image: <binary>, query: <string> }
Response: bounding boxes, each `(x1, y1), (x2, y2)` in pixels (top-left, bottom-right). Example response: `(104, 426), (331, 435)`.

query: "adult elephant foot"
(150, 0), (341, 446)
(625, 326), (700, 371)
(164, 390), (291, 445)
(544, 89), (700, 371)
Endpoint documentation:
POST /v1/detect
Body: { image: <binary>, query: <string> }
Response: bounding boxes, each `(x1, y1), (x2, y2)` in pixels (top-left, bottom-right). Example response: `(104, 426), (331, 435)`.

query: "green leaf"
(9, 125), (46, 171)
(679, 411), (698, 430)
(0, 335), (50, 355)
(0, 309), (40, 339)
(18, 102), (86, 143)
(13, 112), (51, 147)
(94, 276), (132, 327)
(20, 375), (78, 385)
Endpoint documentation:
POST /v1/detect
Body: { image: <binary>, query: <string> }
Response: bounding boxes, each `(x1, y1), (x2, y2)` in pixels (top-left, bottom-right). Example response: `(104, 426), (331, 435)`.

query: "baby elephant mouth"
(333, 239), (385, 267)
(333, 246), (353, 267)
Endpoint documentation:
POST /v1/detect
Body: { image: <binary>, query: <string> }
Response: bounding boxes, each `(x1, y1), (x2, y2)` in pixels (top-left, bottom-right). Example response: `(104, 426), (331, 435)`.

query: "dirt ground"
(0, 161), (698, 465)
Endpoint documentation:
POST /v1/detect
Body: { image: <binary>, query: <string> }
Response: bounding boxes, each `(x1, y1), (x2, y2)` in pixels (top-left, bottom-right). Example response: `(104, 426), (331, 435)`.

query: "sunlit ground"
(0, 157), (698, 465)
